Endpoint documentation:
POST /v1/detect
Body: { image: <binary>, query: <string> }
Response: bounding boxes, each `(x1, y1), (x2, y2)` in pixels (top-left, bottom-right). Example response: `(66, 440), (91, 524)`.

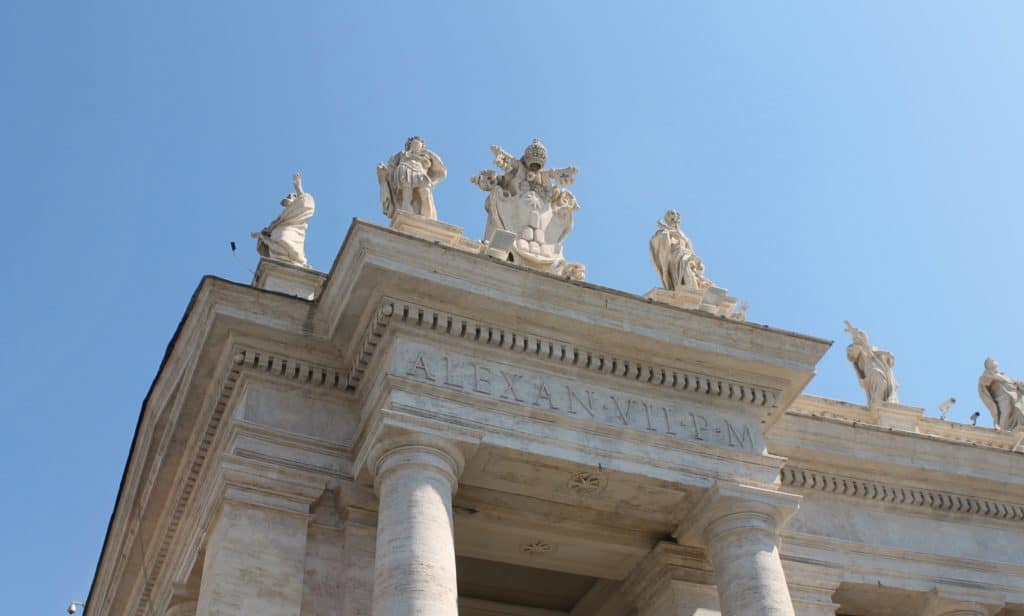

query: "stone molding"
(346, 297), (782, 413)
(232, 347), (348, 390)
(781, 559), (843, 615)
(923, 589), (1005, 616)
(790, 395), (1021, 451)
(781, 466), (1024, 523)
(675, 482), (802, 547)
(122, 345), (341, 616)
(621, 542), (716, 609)
(214, 454), (329, 517)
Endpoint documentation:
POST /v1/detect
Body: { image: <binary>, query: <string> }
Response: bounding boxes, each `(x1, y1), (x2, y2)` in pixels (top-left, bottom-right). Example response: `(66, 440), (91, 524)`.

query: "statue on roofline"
(251, 173), (314, 268)
(377, 136), (447, 221)
(471, 138), (585, 280)
(844, 321), (899, 407)
(978, 357), (1024, 431)
(650, 209), (712, 292)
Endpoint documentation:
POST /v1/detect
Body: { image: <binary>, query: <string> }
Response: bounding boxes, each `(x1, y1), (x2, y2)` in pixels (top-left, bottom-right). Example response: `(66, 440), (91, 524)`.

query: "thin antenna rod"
(230, 241), (255, 275)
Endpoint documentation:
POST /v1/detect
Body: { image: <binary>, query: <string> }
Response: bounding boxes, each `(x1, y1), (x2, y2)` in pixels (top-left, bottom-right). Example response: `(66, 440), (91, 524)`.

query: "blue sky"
(2, 1), (1023, 612)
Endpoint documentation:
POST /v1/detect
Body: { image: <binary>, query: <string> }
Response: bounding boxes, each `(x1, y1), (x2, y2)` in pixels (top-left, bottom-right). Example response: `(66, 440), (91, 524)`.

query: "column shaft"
(705, 512), (795, 616)
(372, 445), (460, 616)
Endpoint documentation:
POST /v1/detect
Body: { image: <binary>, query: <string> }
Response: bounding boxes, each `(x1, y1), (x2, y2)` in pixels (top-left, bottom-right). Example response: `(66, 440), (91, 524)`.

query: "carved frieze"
(394, 341), (764, 454)
(347, 299), (782, 413)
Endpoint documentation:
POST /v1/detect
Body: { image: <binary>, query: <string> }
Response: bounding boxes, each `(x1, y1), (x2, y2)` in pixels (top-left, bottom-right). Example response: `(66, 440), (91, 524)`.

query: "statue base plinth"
(390, 210), (464, 247)
(646, 287), (704, 308)
(868, 402), (924, 433)
(645, 286), (743, 320)
(253, 258), (326, 300)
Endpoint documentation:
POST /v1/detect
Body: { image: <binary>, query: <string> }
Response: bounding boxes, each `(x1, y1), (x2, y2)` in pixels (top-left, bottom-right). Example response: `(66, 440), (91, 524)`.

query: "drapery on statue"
(844, 321), (899, 407)
(251, 173), (315, 268)
(978, 357), (1024, 431)
(649, 210), (712, 291)
(377, 136), (447, 220)
(471, 139), (585, 280)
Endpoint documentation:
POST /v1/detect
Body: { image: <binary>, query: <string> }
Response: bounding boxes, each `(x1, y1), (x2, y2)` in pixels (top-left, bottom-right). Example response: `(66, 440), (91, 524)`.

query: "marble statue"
(471, 139), (585, 280)
(649, 210), (712, 291)
(251, 173), (314, 268)
(978, 357), (1024, 431)
(377, 136), (447, 220)
(844, 321), (899, 407)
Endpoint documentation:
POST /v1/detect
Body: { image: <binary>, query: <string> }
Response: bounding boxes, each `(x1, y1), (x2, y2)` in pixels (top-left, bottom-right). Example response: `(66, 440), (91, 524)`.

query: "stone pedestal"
(370, 444), (464, 616)
(390, 210), (465, 246)
(677, 483), (802, 616)
(870, 402), (925, 432)
(195, 457), (327, 616)
(645, 286), (741, 319)
(252, 258), (326, 300)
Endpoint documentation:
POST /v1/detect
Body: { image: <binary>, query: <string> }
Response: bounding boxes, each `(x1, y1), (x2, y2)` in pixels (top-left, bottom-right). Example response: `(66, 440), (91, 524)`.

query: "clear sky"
(2, 1), (1023, 612)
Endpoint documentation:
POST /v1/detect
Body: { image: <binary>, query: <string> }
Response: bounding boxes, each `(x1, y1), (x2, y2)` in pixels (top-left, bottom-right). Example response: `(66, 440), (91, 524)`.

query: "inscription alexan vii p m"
(397, 344), (761, 453)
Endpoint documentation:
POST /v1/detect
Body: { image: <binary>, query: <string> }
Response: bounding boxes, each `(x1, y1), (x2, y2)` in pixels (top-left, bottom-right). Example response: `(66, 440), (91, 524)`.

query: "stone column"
(370, 444), (464, 616)
(676, 483), (802, 616)
(196, 456), (327, 616)
(354, 410), (481, 616)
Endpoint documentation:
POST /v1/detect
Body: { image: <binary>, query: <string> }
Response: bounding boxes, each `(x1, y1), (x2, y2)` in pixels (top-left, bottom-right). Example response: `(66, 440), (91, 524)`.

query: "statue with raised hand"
(251, 173), (315, 268)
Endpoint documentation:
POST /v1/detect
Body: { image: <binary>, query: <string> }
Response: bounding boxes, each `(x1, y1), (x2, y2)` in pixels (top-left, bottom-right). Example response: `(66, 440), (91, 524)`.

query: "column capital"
(353, 408), (483, 493)
(214, 454), (329, 517)
(923, 589), (1004, 616)
(674, 482), (801, 546)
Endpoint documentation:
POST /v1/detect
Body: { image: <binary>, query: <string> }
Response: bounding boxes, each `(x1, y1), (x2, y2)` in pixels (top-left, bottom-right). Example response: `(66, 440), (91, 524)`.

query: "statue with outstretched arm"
(251, 173), (315, 268)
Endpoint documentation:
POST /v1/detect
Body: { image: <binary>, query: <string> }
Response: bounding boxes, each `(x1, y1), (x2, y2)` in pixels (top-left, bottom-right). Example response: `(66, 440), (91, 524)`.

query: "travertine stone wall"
(197, 501), (310, 615)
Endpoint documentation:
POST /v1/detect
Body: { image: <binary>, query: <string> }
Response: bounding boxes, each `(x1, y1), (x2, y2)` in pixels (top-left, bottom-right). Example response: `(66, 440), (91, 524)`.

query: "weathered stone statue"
(471, 139), (585, 280)
(978, 357), (1024, 431)
(251, 173), (314, 268)
(649, 210), (712, 291)
(377, 136), (447, 220)
(844, 321), (899, 407)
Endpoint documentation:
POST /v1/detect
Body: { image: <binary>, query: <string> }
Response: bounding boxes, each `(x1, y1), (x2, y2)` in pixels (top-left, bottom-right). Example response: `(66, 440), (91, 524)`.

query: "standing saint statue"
(978, 357), (1024, 431)
(251, 173), (315, 268)
(649, 210), (712, 291)
(471, 138), (585, 280)
(844, 321), (899, 407)
(377, 136), (447, 220)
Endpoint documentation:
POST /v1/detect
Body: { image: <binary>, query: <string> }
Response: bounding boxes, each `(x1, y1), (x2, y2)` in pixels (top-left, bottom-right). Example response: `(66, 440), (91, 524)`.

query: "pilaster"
(195, 455), (327, 616)
(621, 542), (720, 616)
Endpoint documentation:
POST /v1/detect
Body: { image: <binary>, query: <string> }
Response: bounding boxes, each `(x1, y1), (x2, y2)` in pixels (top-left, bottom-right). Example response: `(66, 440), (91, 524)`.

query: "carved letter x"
(500, 371), (525, 402)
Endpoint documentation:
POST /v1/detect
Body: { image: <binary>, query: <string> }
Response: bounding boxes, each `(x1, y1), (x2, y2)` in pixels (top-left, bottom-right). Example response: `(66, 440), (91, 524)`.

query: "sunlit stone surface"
(90, 171), (1024, 615)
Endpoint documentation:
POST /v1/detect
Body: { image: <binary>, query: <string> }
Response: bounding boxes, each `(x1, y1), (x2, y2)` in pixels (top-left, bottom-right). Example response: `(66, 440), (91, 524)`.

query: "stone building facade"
(88, 218), (1024, 615)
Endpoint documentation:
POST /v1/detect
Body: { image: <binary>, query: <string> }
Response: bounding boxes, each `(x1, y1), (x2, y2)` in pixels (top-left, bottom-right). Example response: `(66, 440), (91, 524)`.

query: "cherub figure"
(377, 136), (447, 220)
(251, 173), (314, 268)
